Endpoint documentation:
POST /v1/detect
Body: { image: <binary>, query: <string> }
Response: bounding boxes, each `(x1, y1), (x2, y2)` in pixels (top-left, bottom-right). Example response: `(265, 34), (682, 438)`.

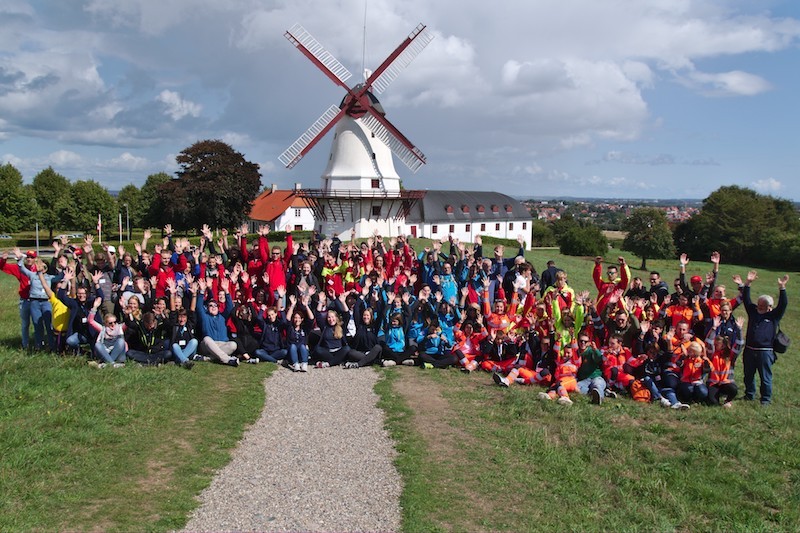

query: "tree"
(140, 172), (171, 229)
(116, 184), (144, 230)
(622, 207), (676, 270)
(557, 222), (608, 257)
(32, 167), (71, 239)
(64, 180), (117, 236)
(0, 163), (37, 233)
(163, 140), (261, 230)
(674, 186), (800, 268)
(530, 219), (556, 247)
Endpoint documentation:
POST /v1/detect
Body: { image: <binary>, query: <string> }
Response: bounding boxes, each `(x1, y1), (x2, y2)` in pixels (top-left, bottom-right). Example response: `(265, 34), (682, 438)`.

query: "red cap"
(25, 250), (37, 258)
(73, 248), (83, 257)
(690, 275), (702, 284)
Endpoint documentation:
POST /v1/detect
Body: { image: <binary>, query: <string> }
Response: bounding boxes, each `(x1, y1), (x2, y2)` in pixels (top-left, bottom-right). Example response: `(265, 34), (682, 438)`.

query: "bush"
(558, 224), (608, 257)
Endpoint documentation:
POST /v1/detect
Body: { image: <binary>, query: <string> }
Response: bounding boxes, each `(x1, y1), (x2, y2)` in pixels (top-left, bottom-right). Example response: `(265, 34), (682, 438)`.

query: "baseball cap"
(690, 275), (702, 284)
(107, 245), (116, 254)
(25, 250), (37, 258)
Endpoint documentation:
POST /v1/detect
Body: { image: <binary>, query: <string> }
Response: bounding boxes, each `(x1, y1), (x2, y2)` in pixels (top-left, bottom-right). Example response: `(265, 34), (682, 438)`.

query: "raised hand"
(710, 251), (720, 265)
(746, 270), (758, 284)
(143, 229), (152, 240)
(640, 320), (650, 334)
(680, 253), (689, 267)
(164, 224), (173, 236)
(736, 316), (745, 329)
(166, 277), (177, 292)
(197, 278), (207, 292)
(732, 274), (743, 286)
(220, 277), (230, 293)
(778, 274), (789, 289)
(712, 315), (721, 329)
(92, 270), (104, 285)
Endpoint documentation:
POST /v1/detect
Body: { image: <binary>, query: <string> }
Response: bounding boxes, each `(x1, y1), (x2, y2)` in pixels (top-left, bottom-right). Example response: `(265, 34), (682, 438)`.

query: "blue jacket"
(196, 293), (233, 341)
(743, 286), (787, 349)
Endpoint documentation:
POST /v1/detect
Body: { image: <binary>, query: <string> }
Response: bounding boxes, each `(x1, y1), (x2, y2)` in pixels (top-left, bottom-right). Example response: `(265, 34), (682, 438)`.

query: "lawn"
(0, 274), (272, 531)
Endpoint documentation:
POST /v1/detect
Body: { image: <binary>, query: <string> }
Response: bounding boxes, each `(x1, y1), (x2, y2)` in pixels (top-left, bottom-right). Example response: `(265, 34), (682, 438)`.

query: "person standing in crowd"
(740, 271), (789, 405)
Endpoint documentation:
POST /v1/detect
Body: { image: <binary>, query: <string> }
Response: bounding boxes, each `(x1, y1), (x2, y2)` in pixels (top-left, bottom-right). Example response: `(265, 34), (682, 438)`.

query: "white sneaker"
(492, 373), (509, 387)
(671, 402), (690, 410)
(538, 392), (552, 401)
(382, 360), (397, 367)
(315, 361), (330, 369)
(112, 362), (125, 368)
(557, 395), (573, 406)
(659, 397), (672, 408)
(401, 358), (415, 366)
(722, 401), (733, 408)
(291, 363), (301, 372)
(299, 362), (308, 372)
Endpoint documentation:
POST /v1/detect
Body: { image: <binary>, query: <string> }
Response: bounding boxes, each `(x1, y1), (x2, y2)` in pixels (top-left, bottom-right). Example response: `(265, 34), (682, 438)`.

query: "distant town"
(522, 198), (703, 231)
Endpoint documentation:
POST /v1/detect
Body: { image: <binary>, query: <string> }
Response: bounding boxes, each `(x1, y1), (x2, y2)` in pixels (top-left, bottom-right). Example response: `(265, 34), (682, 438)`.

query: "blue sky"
(1, 0), (799, 200)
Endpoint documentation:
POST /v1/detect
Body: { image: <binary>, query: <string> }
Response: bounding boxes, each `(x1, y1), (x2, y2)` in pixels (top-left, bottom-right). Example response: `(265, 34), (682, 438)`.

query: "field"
(0, 244), (798, 531)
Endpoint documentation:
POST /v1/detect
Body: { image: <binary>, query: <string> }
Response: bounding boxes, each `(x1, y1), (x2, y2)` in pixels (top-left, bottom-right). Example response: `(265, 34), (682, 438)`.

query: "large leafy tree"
(64, 180), (117, 235)
(140, 172), (171, 229)
(161, 140), (261, 230)
(116, 184), (144, 231)
(0, 163), (37, 233)
(622, 207), (676, 270)
(557, 221), (608, 257)
(32, 167), (71, 239)
(674, 186), (800, 268)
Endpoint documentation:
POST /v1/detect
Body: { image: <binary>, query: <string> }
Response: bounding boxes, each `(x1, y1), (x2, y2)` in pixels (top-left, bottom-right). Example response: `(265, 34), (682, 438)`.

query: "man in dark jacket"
(741, 270), (789, 405)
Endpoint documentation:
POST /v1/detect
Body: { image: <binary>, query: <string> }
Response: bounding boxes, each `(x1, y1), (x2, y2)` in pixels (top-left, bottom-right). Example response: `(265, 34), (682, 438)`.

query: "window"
(505, 204), (513, 213)
(491, 205), (499, 213)
(445, 204), (453, 214)
(522, 222), (527, 230)
(294, 225), (303, 231)
(371, 179), (380, 189)
(461, 205), (470, 213)
(449, 224), (455, 233)
(495, 223), (500, 231)
(477, 205), (485, 214)
(509, 222), (514, 230)
(432, 225), (438, 234)
(372, 205), (381, 217)
(294, 209), (301, 217)
(480, 223), (486, 231)
(465, 224), (471, 232)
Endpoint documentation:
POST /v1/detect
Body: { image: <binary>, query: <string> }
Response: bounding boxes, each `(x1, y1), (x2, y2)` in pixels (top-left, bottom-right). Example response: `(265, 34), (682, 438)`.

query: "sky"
(1, 0), (799, 201)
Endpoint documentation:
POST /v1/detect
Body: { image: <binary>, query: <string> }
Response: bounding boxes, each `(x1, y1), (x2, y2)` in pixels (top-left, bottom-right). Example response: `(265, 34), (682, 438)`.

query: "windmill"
(279, 23), (432, 173)
(278, 22), (432, 238)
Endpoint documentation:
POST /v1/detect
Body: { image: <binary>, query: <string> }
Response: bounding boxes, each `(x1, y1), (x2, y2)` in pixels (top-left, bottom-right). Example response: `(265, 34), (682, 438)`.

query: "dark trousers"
(707, 382), (738, 405)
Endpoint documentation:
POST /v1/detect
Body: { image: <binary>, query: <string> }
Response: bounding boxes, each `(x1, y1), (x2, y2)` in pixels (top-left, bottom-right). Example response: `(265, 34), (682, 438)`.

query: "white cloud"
(156, 90), (202, 120)
(682, 69), (772, 96)
(107, 152), (150, 171)
(751, 178), (783, 193)
(47, 150), (84, 168)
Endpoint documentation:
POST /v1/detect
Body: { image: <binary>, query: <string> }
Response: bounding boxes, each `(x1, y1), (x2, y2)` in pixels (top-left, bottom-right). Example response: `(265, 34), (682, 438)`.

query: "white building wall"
(273, 207), (316, 232)
(400, 219), (532, 250)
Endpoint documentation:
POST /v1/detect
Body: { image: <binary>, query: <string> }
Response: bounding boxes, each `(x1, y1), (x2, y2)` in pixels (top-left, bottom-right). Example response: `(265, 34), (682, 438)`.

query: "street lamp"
(123, 203), (130, 241)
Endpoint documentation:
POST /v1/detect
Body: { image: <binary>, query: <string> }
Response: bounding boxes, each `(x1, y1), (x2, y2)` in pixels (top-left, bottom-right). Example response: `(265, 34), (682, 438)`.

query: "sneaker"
(88, 361), (105, 369)
(343, 361), (360, 369)
(722, 401), (733, 408)
(181, 359), (195, 370)
(493, 373), (509, 388)
(315, 361), (330, 369)
(557, 395), (573, 406)
(382, 360), (397, 367)
(112, 362), (125, 368)
(671, 402), (690, 410)
(590, 389), (602, 405)
(538, 391), (552, 401)
(421, 362), (434, 370)
(290, 362), (301, 372)
(227, 358), (240, 367)
(246, 358), (259, 364)
(605, 389), (618, 399)
(514, 377), (526, 385)
(401, 359), (415, 366)
(299, 362), (308, 372)
(659, 397), (672, 408)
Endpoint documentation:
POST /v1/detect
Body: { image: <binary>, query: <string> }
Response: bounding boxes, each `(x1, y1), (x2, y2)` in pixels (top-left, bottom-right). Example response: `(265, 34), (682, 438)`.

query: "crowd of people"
(0, 224), (789, 406)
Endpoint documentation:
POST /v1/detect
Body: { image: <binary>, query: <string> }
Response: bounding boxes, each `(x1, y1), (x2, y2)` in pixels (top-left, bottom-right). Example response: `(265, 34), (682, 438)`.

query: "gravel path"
(181, 366), (402, 533)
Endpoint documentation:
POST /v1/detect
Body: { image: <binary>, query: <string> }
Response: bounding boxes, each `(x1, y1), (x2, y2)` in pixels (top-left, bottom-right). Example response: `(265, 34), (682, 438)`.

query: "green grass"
(377, 245), (800, 532)
(0, 275), (273, 531)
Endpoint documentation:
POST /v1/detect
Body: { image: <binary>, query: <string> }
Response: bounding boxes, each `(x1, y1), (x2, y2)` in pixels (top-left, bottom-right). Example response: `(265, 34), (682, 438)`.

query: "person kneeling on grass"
(87, 297), (126, 368)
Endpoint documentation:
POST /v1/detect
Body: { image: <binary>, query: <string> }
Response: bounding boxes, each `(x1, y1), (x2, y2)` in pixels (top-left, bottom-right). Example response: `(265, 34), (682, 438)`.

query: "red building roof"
(249, 189), (307, 222)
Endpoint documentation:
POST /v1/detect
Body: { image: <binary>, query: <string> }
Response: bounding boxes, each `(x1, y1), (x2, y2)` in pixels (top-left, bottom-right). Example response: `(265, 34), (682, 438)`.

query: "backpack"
(774, 329), (790, 354)
(630, 379), (651, 403)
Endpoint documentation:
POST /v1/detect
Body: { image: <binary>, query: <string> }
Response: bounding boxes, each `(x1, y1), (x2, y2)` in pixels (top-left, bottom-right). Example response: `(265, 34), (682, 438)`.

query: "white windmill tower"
(279, 23), (432, 238)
